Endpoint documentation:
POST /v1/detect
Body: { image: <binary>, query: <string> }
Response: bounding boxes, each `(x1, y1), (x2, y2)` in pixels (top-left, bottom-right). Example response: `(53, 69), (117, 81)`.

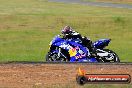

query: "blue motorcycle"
(46, 35), (120, 62)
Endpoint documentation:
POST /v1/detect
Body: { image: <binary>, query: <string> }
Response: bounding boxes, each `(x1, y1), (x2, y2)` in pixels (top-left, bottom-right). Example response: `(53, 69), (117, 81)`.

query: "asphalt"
(48, 0), (132, 9)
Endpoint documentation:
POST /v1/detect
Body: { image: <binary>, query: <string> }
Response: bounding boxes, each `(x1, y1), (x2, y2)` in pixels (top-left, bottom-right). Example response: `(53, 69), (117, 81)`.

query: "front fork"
(58, 47), (61, 58)
(57, 47), (66, 58)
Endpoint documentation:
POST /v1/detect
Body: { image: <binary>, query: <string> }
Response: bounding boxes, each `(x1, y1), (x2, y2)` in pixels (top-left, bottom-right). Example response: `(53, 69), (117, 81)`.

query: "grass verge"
(0, 0), (132, 62)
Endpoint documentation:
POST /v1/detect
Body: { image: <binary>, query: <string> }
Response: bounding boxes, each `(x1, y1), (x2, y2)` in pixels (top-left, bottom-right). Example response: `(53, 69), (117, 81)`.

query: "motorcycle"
(46, 35), (120, 62)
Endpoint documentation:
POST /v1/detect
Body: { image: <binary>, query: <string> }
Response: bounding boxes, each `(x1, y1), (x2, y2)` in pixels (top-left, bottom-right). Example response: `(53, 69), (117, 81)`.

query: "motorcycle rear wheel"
(102, 49), (120, 62)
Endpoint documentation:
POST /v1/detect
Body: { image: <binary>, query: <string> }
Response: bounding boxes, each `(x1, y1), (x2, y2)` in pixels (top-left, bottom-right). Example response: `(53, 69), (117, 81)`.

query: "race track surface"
(0, 62), (131, 88)
(48, 0), (132, 9)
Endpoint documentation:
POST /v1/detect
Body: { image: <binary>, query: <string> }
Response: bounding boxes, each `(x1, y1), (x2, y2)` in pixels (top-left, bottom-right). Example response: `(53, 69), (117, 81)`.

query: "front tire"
(45, 53), (52, 62)
(45, 52), (68, 62)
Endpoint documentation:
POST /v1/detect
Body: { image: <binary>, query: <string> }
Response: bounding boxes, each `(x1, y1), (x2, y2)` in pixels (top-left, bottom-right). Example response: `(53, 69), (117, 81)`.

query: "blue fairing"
(51, 36), (64, 45)
(93, 39), (111, 49)
(50, 35), (94, 62)
(51, 36), (88, 53)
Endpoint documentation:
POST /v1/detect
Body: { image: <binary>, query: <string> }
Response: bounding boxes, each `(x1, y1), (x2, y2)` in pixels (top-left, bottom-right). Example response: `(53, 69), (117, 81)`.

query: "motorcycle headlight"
(49, 41), (52, 50)
(49, 45), (51, 50)
(49, 41), (52, 46)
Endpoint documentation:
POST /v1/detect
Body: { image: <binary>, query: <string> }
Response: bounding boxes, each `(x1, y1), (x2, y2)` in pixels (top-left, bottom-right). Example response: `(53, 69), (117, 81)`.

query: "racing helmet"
(61, 26), (73, 34)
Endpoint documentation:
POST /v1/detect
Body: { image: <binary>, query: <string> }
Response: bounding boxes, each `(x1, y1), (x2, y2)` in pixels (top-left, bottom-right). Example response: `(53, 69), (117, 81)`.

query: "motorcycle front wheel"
(45, 52), (68, 62)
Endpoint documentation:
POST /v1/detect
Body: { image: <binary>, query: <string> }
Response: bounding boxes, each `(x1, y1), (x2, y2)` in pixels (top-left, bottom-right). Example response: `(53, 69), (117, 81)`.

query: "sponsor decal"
(68, 46), (86, 59)
(69, 48), (77, 57)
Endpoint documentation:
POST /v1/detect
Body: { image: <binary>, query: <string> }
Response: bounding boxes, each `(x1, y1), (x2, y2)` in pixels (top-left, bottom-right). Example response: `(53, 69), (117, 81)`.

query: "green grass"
(0, 0), (132, 62)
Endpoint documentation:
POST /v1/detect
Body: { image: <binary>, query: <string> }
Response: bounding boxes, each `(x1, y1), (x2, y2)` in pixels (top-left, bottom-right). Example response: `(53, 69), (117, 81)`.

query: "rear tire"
(103, 49), (120, 62)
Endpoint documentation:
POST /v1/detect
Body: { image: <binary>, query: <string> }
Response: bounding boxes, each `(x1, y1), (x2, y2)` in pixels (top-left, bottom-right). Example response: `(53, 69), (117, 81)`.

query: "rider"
(61, 25), (96, 54)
